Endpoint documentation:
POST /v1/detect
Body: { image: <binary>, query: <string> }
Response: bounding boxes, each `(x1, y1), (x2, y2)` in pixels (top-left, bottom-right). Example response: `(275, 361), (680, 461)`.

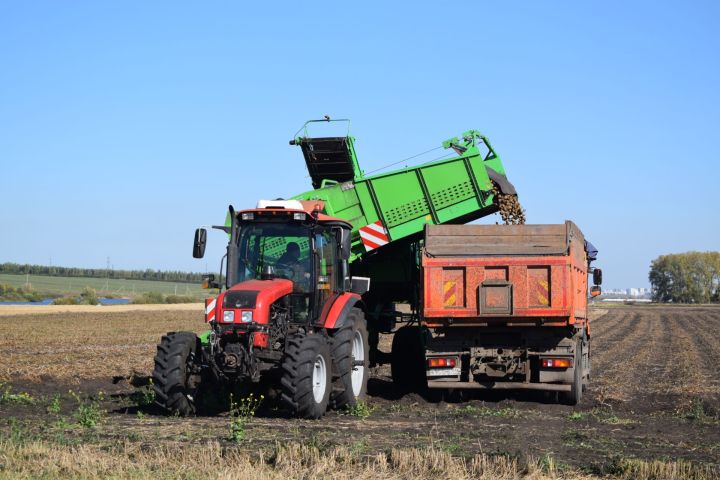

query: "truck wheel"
(329, 308), (369, 410)
(152, 332), (202, 416)
(391, 326), (426, 392)
(560, 338), (583, 406)
(280, 333), (332, 419)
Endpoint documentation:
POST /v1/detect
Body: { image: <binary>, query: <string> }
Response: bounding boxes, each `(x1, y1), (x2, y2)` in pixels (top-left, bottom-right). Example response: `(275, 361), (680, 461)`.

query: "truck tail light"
(541, 358), (572, 368)
(427, 357), (457, 368)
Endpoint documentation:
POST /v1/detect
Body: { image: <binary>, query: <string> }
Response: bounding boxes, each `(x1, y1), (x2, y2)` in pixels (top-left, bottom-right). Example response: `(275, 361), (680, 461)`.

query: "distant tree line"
(649, 252), (720, 303)
(0, 262), (205, 284)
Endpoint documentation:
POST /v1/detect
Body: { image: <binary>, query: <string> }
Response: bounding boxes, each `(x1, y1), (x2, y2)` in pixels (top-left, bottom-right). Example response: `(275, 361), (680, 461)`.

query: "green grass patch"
(452, 404), (521, 418)
(132, 292), (198, 304)
(343, 400), (375, 418)
(0, 273), (206, 299)
(678, 398), (720, 424)
(0, 283), (44, 302)
(46, 395), (62, 414)
(598, 414), (639, 425)
(69, 391), (104, 428)
(567, 411), (587, 421)
(0, 384), (35, 405)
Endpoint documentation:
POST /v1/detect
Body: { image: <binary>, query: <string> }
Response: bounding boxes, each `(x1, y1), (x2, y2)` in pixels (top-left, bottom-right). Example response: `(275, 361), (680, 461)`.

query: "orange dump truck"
(391, 221), (601, 405)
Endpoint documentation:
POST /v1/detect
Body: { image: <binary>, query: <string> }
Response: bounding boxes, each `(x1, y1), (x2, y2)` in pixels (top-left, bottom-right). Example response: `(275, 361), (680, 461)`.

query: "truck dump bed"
(422, 221), (589, 327)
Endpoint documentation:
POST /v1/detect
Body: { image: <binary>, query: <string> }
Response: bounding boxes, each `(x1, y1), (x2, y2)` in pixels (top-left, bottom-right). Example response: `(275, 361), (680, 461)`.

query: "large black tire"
(152, 332), (202, 416)
(329, 308), (369, 409)
(561, 338), (583, 406)
(280, 333), (332, 419)
(391, 326), (427, 392)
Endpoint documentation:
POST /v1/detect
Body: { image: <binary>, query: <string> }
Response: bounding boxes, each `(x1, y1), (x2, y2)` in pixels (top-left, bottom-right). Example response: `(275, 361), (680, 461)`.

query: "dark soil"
(1, 306), (719, 472)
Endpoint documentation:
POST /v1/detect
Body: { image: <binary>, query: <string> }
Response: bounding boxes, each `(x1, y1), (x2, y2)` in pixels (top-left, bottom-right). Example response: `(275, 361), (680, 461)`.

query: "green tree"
(649, 252), (720, 303)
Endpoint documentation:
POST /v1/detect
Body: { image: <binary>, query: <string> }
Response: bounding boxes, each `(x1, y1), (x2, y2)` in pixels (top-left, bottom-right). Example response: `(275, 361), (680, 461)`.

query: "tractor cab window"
(313, 228), (339, 316)
(235, 222), (312, 294)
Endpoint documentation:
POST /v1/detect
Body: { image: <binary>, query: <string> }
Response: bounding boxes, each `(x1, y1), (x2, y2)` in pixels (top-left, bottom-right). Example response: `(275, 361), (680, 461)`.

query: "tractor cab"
(194, 199), (354, 326)
(229, 200), (352, 324)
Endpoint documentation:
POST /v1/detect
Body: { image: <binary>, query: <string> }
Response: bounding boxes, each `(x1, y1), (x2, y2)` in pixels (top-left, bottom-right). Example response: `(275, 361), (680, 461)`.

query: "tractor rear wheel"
(391, 326), (427, 392)
(280, 333), (332, 419)
(152, 332), (202, 416)
(329, 308), (369, 409)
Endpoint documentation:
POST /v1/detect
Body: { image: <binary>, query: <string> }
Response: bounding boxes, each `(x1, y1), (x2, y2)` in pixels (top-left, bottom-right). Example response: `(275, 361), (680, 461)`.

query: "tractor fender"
(485, 166), (517, 195)
(321, 293), (364, 330)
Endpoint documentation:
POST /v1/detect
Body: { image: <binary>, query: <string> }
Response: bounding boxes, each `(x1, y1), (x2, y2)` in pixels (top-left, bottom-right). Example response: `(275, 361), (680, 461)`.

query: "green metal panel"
(291, 129), (513, 264)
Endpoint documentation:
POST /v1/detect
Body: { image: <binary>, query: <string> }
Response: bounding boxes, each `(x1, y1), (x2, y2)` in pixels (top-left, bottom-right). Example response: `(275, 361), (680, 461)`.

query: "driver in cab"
(275, 242), (310, 291)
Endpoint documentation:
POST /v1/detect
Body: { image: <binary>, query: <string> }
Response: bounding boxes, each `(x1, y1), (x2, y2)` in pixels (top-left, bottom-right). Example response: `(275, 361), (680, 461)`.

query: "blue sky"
(1, 1), (718, 289)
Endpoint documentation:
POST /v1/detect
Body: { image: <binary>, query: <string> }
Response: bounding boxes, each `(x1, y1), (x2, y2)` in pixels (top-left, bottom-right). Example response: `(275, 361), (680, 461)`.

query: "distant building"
(602, 287), (652, 299)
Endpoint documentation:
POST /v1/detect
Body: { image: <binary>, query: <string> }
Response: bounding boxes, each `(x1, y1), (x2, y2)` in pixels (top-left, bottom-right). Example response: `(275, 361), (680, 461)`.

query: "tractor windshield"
(234, 222), (312, 293)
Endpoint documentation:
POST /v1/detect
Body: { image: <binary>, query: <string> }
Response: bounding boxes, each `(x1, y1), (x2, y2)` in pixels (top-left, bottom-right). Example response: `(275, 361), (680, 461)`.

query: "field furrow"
(591, 311), (656, 403)
(588, 308), (626, 338)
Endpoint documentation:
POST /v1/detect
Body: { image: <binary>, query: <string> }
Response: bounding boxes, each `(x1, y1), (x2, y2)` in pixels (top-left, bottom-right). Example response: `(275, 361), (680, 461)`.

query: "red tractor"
(152, 200), (370, 418)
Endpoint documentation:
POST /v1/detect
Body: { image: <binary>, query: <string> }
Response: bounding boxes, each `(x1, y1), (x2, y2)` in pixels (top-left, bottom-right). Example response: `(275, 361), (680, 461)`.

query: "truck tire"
(391, 326), (426, 392)
(280, 333), (332, 419)
(329, 308), (369, 409)
(560, 338), (583, 406)
(152, 332), (202, 416)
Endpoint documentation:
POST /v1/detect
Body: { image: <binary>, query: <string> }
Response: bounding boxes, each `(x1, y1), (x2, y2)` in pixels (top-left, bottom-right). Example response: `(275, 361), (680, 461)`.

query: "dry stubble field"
(0, 305), (718, 479)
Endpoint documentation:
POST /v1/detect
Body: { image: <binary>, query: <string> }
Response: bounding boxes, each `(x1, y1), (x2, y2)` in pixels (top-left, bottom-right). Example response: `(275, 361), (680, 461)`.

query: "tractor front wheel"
(280, 333), (332, 419)
(152, 332), (202, 416)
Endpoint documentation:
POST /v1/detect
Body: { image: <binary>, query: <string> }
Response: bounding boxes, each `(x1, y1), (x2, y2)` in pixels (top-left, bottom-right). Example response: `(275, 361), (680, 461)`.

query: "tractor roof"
(238, 199), (352, 228)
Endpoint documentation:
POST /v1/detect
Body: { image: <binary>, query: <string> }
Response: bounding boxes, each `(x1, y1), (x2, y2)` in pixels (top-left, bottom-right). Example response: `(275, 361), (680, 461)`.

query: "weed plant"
(0, 384), (35, 405)
(46, 395), (62, 414)
(229, 393), (263, 442)
(69, 390), (104, 428)
(344, 400), (374, 418)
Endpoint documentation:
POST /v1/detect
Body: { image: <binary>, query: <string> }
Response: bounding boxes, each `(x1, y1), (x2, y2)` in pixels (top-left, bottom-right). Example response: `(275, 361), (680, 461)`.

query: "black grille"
(223, 290), (258, 309)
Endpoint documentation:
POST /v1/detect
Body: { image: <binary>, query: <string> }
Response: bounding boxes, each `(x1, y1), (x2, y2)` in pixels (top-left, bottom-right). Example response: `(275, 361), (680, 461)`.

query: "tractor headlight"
(223, 310), (235, 323)
(241, 311), (253, 323)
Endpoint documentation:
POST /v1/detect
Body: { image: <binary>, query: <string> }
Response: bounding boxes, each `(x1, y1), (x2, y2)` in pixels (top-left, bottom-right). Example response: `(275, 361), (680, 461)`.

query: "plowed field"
(1, 305), (718, 479)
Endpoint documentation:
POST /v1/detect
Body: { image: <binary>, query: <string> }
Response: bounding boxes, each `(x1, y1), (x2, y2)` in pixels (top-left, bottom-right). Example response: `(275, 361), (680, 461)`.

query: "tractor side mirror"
(592, 268), (603, 286)
(193, 228), (207, 259)
(590, 285), (602, 297)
